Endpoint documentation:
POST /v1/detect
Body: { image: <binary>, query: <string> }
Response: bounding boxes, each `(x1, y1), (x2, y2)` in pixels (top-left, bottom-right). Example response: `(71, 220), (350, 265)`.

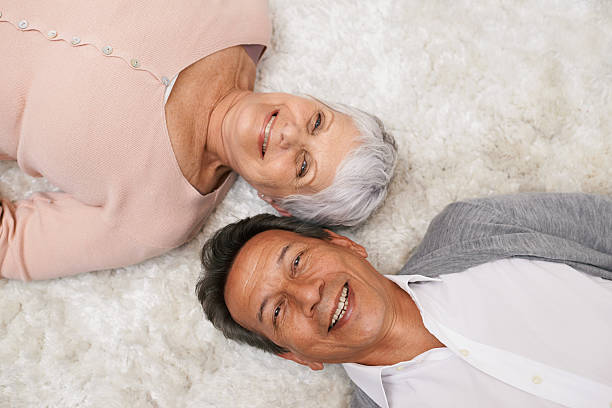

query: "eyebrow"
(257, 296), (270, 323)
(256, 243), (292, 323)
(277, 244), (291, 265)
(325, 108), (335, 132)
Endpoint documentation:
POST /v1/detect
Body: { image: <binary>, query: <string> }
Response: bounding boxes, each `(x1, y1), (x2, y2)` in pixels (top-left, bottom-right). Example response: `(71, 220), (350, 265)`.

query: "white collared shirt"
(343, 259), (612, 408)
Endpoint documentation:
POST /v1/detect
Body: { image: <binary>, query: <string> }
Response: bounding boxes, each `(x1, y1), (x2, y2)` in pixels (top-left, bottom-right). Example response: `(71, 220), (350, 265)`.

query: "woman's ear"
(258, 192), (292, 217)
(270, 201), (292, 217)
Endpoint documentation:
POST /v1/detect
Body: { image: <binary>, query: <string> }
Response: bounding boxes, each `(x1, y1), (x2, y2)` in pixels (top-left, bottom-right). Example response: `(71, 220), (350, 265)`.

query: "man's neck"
(355, 279), (444, 366)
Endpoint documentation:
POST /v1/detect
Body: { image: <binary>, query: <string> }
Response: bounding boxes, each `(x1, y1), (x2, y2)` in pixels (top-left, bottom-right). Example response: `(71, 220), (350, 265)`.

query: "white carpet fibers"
(1, 0), (611, 406)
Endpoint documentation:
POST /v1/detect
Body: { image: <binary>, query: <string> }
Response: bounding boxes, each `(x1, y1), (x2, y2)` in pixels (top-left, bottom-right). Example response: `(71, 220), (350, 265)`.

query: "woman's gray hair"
(277, 101), (398, 227)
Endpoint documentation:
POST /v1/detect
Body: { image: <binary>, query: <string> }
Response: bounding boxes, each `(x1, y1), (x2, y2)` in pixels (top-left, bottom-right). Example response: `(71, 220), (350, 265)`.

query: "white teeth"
(262, 114), (276, 156)
(330, 285), (349, 328)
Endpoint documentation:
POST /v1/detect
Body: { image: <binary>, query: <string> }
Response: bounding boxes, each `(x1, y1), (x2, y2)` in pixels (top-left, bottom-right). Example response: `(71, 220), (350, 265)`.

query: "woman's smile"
(260, 111), (278, 158)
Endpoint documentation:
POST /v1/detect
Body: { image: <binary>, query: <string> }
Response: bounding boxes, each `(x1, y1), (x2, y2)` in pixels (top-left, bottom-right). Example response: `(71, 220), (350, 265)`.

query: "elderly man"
(196, 193), (612, 408)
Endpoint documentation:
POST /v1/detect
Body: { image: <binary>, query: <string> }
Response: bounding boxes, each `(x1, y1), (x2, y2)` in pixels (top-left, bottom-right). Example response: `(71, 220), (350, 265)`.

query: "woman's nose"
(275, 121), (301, 149)
(289, 277), (324, 317)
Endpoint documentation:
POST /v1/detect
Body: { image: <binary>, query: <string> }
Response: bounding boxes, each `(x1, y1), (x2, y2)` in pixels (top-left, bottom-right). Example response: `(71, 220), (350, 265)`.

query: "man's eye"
(313, 113), (322, 131)
(298, 157), (308, 178)
(291, 253), (304, 277)
(273, 305), (281, 324)
(293, 254), (301, 269)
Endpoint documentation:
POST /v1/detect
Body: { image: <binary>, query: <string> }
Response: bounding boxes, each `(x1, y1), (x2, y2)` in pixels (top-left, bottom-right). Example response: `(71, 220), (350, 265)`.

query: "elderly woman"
(0, 0), (396, 281)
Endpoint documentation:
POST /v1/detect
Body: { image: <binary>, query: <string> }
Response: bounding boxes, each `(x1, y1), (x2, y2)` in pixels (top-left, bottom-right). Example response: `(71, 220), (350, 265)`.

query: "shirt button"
(130, 58), (141, 68)
(459, 349), (469, 357)
(47, 30), (57, 39)
(18, 20), (28, 29)
(161, 76), (170, 86)
(395, 365), (405, 371)
(71, 36), (81, 45)
(532, 376), (543, 384)
(102, 45), (113, 55)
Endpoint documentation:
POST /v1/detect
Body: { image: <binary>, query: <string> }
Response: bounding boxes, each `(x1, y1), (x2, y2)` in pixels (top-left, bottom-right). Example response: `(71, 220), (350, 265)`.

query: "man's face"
(224, 229), (396, 369)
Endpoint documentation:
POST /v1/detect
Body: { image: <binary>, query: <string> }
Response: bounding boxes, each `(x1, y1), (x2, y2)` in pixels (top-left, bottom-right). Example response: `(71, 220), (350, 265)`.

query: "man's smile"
(329, 282), (352, 331)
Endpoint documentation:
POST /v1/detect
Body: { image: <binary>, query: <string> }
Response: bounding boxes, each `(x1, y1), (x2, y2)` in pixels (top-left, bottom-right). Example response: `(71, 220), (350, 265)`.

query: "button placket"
(9, 17), (163, 85)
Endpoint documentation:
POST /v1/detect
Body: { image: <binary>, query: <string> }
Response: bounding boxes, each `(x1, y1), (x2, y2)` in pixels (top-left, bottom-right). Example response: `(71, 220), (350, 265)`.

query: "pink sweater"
(0, 0), (271, 280)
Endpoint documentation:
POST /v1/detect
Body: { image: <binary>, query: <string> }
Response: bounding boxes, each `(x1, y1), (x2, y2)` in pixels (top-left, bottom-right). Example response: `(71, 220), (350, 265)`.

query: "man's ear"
(278, 352), (324, 371)
(324, 230), (368, 259)
(258, 193), (292, 217)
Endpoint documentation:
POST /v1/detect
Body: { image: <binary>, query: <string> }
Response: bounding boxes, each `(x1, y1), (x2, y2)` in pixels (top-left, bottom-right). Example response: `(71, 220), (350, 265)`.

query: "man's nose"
(289, 277), (324, 318)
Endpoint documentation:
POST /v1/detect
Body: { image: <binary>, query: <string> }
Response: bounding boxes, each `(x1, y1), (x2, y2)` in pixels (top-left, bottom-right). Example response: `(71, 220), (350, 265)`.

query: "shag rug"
(1, 0), (611, 406)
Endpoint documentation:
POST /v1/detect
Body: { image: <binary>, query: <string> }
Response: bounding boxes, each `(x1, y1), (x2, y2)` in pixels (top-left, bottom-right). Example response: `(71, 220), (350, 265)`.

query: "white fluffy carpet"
(1, 0), (611, 406)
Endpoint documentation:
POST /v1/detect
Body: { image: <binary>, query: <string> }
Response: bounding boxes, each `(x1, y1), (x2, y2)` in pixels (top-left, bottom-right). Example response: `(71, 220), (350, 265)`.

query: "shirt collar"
(342, 363), (388, 408)
(386, 273), (441, 286)
(341, 274), (441, 408)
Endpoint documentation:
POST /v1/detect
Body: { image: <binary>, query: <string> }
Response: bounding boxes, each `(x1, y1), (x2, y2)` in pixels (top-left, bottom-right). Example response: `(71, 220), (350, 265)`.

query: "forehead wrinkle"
(225, 238), (264, 318)
(238, 237), (270, 295)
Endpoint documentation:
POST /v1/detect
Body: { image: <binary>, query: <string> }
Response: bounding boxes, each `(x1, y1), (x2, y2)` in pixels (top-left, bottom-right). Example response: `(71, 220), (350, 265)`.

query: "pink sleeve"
(0, 192), (165, 281)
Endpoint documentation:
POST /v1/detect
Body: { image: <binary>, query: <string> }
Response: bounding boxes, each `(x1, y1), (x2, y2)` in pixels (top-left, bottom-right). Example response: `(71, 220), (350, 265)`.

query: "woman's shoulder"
(112, 168), (238, 250)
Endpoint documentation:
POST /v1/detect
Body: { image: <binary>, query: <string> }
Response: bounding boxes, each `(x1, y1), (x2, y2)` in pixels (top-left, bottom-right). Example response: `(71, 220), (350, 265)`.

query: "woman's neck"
(205, 88), (251, 166)
(165, 46), (256, 194)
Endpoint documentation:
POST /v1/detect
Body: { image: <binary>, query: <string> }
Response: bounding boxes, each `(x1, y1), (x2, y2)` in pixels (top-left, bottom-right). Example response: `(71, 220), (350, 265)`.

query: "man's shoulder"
(411, 192), (599, 255)
(400, 192), (612, 278)
(410, 196), (512, 256)
(399, 193), (561, 277)
(350, 385), (381, 408)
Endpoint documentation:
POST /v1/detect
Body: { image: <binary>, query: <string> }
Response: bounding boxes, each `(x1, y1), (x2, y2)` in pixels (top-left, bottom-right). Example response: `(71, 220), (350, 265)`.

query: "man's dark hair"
(196, 214), (330, 354)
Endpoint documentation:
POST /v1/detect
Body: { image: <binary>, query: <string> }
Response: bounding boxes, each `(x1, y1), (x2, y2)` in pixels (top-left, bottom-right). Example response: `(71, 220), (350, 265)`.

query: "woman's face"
(220, 93), (360, 198)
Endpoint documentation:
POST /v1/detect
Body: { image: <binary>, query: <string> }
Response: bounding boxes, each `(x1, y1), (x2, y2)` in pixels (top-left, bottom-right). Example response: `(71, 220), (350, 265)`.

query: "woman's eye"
(298, 157), (308, 178)
(313, 113), (322, 130)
